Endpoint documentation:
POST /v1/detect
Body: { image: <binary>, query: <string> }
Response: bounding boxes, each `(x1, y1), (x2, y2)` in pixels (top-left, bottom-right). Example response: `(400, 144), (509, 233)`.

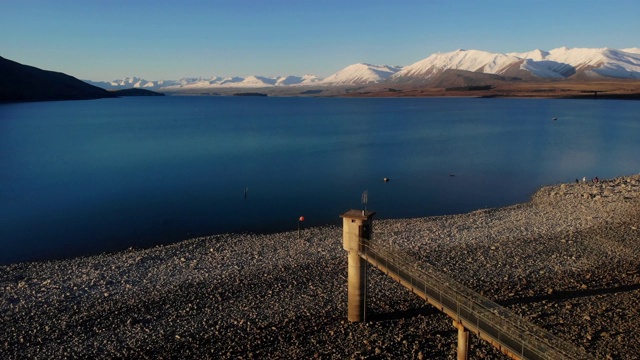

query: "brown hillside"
(344, 79), (640, 99)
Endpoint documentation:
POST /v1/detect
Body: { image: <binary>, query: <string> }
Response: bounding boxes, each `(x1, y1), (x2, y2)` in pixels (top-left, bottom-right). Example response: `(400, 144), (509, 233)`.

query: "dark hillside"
(111, 88), (164, 96)
(0, 55), (115, 102)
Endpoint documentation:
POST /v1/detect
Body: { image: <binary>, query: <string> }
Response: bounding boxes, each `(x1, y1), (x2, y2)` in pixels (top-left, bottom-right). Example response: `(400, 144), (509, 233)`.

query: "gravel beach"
(2, 175), (639, 359)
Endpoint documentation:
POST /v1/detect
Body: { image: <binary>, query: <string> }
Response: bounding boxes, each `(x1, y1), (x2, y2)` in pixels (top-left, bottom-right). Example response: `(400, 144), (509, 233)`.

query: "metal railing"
(358, 239), (593, 360)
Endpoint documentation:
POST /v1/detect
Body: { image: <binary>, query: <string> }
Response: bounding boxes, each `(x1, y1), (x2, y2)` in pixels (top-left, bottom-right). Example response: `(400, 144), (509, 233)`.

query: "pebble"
(1, 175), (639, 359)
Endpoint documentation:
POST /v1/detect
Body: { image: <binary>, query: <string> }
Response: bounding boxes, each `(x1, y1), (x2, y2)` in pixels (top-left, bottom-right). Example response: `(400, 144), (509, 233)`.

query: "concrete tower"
(340, 209), (375, 322)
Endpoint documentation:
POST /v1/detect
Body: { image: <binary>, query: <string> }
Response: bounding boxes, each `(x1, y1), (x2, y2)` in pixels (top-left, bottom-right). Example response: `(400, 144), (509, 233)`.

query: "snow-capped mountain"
(87, 77), (163, 90)
(87, 74), (322, 91)
(276, 74), (322, 86)
(524, 47), (640, 79)
(390, 49), (523, 83)
(320, 63), (402, 85)
(514, 47), (640, 79)
(390, 47), (640, 83)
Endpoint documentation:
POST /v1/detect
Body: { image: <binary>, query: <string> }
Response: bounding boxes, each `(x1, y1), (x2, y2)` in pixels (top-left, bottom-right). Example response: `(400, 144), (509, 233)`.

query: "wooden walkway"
(357, 239), (594, 360)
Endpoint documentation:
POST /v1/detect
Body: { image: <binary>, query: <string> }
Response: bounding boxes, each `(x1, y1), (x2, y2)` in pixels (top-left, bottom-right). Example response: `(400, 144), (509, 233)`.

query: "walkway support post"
(454, 320), (470, 360)
(340, 209), (375, 322)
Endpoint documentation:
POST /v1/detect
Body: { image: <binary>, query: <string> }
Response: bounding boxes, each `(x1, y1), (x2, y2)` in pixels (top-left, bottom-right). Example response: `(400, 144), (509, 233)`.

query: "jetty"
(341, 209), (594, 360)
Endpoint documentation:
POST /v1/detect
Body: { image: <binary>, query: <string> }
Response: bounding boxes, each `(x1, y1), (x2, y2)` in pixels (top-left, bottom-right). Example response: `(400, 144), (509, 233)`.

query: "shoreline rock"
(1, 175), (639, 359)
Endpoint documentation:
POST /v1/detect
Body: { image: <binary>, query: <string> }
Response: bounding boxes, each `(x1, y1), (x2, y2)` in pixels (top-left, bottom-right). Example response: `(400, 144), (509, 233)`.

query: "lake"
(1, 96), (639, 265)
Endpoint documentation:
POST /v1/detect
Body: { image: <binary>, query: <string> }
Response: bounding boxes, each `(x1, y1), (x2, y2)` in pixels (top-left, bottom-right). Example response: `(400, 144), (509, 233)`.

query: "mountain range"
(86, 47), (640, 92)
(2, 46), (639, 102)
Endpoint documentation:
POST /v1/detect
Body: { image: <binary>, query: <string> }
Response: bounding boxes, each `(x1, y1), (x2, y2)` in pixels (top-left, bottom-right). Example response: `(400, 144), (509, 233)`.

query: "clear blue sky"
(1, 0), (639, 81)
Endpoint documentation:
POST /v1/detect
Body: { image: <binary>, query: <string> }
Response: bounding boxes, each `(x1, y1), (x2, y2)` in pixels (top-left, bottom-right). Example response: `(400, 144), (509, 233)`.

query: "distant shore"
(341, 80), (640, 100)
(1, 174), (639, 359)
(153, 79), (640, 99)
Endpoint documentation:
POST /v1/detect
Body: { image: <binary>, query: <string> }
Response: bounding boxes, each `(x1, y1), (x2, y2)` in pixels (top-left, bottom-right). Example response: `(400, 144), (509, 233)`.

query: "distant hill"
(111, 88), (164, 96)
(0, 56), (114, 102)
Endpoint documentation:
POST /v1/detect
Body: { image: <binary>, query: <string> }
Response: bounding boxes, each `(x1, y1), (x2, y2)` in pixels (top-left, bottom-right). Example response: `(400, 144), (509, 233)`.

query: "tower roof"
(340, 209), (376, 220)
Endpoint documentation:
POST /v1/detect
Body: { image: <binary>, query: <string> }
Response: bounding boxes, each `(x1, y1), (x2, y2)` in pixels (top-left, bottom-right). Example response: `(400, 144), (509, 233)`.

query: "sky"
(1, 0), (639, 81)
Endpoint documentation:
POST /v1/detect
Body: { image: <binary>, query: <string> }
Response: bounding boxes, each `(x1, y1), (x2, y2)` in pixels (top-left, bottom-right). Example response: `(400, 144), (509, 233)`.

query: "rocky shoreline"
(2, 175), (639, 359)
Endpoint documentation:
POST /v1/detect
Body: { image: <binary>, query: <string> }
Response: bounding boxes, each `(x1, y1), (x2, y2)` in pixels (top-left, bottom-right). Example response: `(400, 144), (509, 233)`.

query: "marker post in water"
(298, 216), (305, 239)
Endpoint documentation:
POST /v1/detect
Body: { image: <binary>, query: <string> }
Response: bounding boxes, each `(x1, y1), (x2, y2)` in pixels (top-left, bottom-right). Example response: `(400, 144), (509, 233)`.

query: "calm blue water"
(1, 96), (639, 264)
